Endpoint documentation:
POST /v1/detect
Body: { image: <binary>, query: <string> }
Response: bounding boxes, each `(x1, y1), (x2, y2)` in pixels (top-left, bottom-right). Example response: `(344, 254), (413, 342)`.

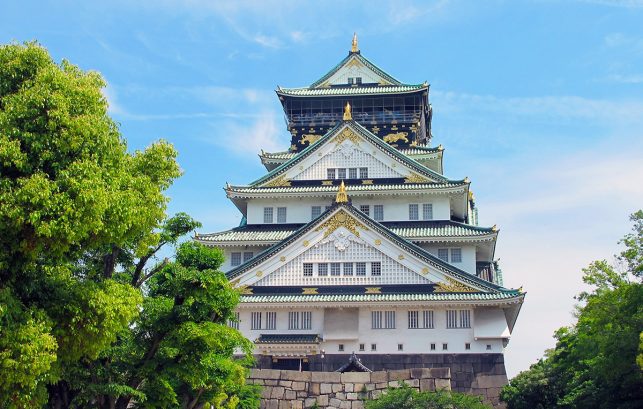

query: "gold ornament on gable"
(434, 277), (477, 293)
(315, 209), (369, 238)
(334, 127), (360, 146)
(404, 173), (431, 184)
(262, 175), (292, 188)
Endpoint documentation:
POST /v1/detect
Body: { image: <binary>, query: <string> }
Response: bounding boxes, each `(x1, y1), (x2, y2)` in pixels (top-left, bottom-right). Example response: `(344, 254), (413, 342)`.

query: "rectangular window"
(460, 310), (471, 328)
(331, 262), (341, 276)
(371, 311), (383, 329)
(251, 312), (262, 330)
(356, 77), (362, 85)
(438, 249), (449, 262)
(301, 311), (312, 329)
(356, 262), (366, 276)
(337, 168), (346, 179)
(371, 343), (377, 351)
(277, 207), (287, 223)
(263, 207), (273, 224)
(266, 312), (277, 330)
(384, 311), (396, 329)
(409, 204), (419, 220)
(408, 311), (419, 329)
(465, 343), (471, 350)
(359, 343), (365, 351)
(487, 344), (492, 351)
(288, 312), (300, 330)
(430, 343), (436, 351)
(327, 168), (336, 179)
(422, 203), (433, 220)
(311, 206), (322, 220)
(360, 205), (370, 216)
(451, 248), (462, 263)
(371, 262), (381, 276)
(230, 252), (241, 267)
(423, 310), (435, 329)
(398, 343), (403, 351)
(349, 168), (358, 179)
(359, 167), (368, 178)
(343, 262), (353, 276)
(228, 312), (240, 330)
(348, 77), (354, 85)
(318, 263), (328, 276)
(373, 205), (384, 221)
(443, 343), (448, 351)
(446, 310), (458, 328)
(338, 344), (344, 352)
(303, 263), (313, 277)
(243, 252), (254, 262)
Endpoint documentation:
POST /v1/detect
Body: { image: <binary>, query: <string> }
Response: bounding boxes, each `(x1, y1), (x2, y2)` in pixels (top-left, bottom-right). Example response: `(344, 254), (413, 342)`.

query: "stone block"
(340, 401), (352, 409)
(335, 392), (345, 400)
(267, 400), (279, 409)
(353, 383), (366, 393)
(388, 381), (402, 388)
(270, 386), (285, 399)
(364, 383), (375, 391)
(472, 374), (508, 389)
(266, 380), (279, 386)
(329, 398), (341, 407)
(281, 370), (312, 382)
(346, 392), (358, 400)
(420, 378), (435, 392)
(278, 401), (290, 409)
(320, 383), (333, 394)
(371, 390), (382, 399)
(291, 402), (303, 409)
(297, 391), (308, 398)
(388, 369), (410, 381)
(285, 389), (297, 400)
(310, 383), (320, 395)
(352, 401), (364, 409)
(252, 368), (281, 380)
(344, 383), (354, 392)
(304, 398), (317, 408)
(429, 367), (451, 379)
(341, 372), (370, 384)
(406, 379), (420, 387)
(376, 382), (388, 389)
(332, 383), (343, 392)
(370, 371), (387, 383)
(410, 368), (432, 379)
(279, 380), (293, 387)
(435, 378), (451, 391)
(292, 381), (306, 391)
(317, 395), (329, 406)
(312, 371), (341, 383)
(261, 387), (273, 399)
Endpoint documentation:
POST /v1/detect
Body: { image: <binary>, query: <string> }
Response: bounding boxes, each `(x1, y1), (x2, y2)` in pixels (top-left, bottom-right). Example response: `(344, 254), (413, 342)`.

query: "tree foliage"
(365, 383), (492, 409)
(0, 42), (257, 409)
(501, 211), (643, 409)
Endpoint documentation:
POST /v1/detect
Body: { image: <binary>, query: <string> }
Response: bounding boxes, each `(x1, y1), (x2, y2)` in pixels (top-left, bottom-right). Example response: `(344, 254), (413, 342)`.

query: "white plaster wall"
(246, 195), (452, 224)
(239, 309), (325, 340)
(220, 246), (267, 273)
(420, 244), (477, 275)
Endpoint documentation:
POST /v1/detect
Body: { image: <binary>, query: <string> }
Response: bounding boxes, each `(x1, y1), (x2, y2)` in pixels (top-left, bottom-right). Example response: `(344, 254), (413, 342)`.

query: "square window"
(243, 252), (253, 262)
(303, 263), (313, 277)
(318, 263), (328, 276)
(398, 344), (404, 351)
(373, 205), (384, 221)
(430, 343), (436, 351)
(331, 262), (341, 276)
(231, 252), (242, 266)
(337, 168), (346, 179)
(443, 343), (448, 351)
(348, 77), (354, 85)
(359, 167), (368, 178)
(437, 249), (449, 262)
(338, 344), (344, 352)
(465, 343), (471, 350)
(311, 206), (322, 220)
(356, 262), (366, 276)
(263, 207), (273, 224)
(451, 248), (462, 263)
(360, 205), (370, 216)
(359, 343), (365, 351)
(356, 77), (362, 85)
(327, 168), (336, 179)
(371, 262), (381, 276)
(277, 207), (287, 223)
(409, 204), (419, 220)
(349, 168), (358, 179)
(371, 343), (377, 351)
(486, 344), (492, 351)
(422, 203), (433, 220)
(343, 262), (353, 276)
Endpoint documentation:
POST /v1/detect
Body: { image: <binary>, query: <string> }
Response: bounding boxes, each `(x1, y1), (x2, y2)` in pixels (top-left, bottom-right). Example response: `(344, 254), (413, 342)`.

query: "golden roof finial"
(336, 180), (348, 203)
(351, 32), (359, 53)
(343, 101), (352, 120)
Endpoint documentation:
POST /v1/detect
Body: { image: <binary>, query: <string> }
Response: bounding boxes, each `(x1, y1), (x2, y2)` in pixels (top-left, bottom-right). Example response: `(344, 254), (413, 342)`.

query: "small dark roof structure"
(335, 352), (372, 373)
(255, 334), (321, 344)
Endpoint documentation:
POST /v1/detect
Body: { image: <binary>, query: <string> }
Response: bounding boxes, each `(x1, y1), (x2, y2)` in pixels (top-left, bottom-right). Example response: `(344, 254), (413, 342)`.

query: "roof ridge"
(308, 52), (403, 88)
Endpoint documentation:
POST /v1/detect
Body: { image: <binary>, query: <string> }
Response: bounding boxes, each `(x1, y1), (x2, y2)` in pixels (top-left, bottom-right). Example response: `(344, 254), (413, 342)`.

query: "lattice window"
(318, 263), (328, 276)
(423, 310), (434, 329)
(263, 207), (273, 224)
(311, 206), (322, 220)
(337, 168), (346, 179)
(359, 167), (368, 178)
(343, 262), (353, 276)
(303, 263), (313, 276)
(302, 311), (312, 329)
(277, 207), (287, 223)
(359, 205), (370, 216)
(438, 249), (449, 262)
(374, 205), (384, 221)
(371, 311), (382, 329)
(446, 310), (457, 328)
(384, 311), (396, 329)
(266, 312), (277, 330)
(460, 310), (471, 328)
(288, 312), (300, 330)
(408, 311), (419, 329)
(409, 204), (419, 220)
(292, 147), (403, 180)
(331, 262), (341, 276)
(371, 262), (381, 276)
(423, 203), (433, 220)
(243, 252), (254, 262)
(251, 312), (262, 330)
(349, 168), (358, 179)
(230, 252), (241, 266)
(356, 262), (366, 276)
(447, 310), (470, 329)
(451, 248), (462, 263)
(327, 168), (336, 179)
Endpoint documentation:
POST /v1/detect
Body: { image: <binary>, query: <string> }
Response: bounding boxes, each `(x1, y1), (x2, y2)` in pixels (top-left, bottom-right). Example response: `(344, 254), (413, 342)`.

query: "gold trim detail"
(361, 179), (373, 185)
(351, 32), (359, 53)
(434, 277), (477, 293)
(300, 134), (321, 145)
(262, 175), (291, 188)
(365, 287), (381, 294)
(398, 254), (405, 260)
(421, 267), (429, 275)
(255, 271), (263, 278)
(303, 240), (309, 247)
(383, 132), (409, 144)
(343, 102), (352, 120)
(404, 173), (431, 184)
(321, 180), (333, 186)
(302, 287), (319, 295)
(280, 256), (286, 262)
(334, 127), (360, 146)
(336, 181), (349, 203)
(315, 209), (369, 238)
(374, 239), (381, 245)
(240, 286), (253, 295)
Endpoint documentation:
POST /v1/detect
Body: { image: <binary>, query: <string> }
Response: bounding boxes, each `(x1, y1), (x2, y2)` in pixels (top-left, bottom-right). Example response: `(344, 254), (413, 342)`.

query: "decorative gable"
(316, 55), (395, 87)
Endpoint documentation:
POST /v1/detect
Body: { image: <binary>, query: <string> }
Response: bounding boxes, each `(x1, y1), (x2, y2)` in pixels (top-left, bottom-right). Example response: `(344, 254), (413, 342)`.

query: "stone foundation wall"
(249, 367), (451, 409)
(253, 354), (508, 407)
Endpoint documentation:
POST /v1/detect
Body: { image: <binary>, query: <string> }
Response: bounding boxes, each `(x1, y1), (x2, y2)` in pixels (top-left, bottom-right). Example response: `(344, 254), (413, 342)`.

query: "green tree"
(365, 383), (492, 409)
(501, 211), (643, 409)
(0, 42), (258, 409)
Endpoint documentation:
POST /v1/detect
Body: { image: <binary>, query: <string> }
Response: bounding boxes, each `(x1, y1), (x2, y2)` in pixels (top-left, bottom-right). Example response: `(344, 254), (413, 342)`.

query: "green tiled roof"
(255, 334), (321, 344)
(227, 182), (466, 196)
(277, 84), (426, 97)
(241, 292), (523, 303)
(308, 52), (403, 88)
(197, 221), (495, 244)
(260, 146), (442, 162)
(247, 121), (453, 188)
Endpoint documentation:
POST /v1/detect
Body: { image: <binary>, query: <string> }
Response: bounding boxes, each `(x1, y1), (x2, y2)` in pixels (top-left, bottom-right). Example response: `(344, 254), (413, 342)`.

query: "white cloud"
(203, 112), (285, 156)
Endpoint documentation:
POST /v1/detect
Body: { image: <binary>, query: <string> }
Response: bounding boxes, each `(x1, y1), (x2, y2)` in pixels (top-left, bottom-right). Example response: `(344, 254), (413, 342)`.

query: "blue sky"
(3, 0), (643, 377)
